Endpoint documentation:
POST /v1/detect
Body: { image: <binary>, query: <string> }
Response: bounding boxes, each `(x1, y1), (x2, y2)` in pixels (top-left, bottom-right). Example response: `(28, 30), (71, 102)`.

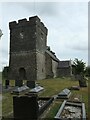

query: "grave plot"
(54, 100), (86, 120)
(13, 94), (54, 120)
(12, 85), (29, 94)
(69, 86), (80, 90)
(25, 93), (54, 116)
(68, 94), (82, 103)
(38, 97), (54, 116)
(29, 86), (44, 93)
(57, 88), (71, 99)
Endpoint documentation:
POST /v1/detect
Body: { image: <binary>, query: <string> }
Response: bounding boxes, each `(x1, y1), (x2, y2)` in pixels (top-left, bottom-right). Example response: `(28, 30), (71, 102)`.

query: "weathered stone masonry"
(8, 16), (72, 83)
(9, 16), (48, 81)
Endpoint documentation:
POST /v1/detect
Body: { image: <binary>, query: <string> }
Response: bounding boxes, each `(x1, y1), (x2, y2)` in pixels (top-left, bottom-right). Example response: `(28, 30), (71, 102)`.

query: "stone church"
(7, 16), (72, 85)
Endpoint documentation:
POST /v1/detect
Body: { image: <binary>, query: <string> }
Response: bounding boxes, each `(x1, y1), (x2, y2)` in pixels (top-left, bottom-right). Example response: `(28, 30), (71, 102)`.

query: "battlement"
(9, 16), (48, 34)
(18, 18), (27, 24)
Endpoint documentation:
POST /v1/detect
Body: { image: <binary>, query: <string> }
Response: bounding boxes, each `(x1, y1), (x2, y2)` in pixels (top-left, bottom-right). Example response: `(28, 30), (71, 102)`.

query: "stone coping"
(54, 100), (86, 120)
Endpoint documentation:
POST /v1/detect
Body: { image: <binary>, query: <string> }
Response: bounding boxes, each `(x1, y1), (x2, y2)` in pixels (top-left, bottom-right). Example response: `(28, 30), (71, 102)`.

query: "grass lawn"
(2, 77), (88, 119)
(0, 72), (2, 83)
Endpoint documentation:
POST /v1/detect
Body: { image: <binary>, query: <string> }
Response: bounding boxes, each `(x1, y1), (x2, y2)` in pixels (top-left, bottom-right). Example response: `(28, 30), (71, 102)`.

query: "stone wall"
(36, 51), (46, 80)
(45, 52), (54, 78)
(36, 22), (48, 53)
(9, 16), (72, 81)
(9, 52), (37, 81)
(57, 67), (72, 77)
(52, 59), (58, 78)
(57, 60), (72, 77)
(9, 16), (48, 81)
(9, 21), (36, 53)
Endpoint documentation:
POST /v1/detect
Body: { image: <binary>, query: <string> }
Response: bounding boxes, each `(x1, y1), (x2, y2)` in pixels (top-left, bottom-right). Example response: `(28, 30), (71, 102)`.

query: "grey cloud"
(0, 47), (9, 67)
(0, 55), (8, 71)
(19, 2), (59, 16)
(2, 47), (9, 58)
(69, 45), (88, 51)
(1, 58), (8, 65)
(2, 2), (59, 19)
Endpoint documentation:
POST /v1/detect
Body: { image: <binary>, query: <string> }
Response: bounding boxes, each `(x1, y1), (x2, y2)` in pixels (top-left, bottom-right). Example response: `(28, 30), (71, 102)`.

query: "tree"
(72, 58), (86, 75)
(85, 66), (90, 77)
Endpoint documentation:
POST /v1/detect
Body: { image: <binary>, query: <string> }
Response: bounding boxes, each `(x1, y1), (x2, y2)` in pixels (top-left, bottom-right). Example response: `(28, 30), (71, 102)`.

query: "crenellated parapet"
(9, 16), (48, 34)
(8, 16), (48, 81)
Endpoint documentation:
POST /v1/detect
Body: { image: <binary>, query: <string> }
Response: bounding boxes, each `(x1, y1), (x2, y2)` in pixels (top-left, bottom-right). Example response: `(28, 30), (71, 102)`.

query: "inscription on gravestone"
(13, 95), (54, 120)
(57, 88), (71, 99)
(12, 85), (29, 94)
(29, 86), (44, 93)
(13, 95), (39, 120)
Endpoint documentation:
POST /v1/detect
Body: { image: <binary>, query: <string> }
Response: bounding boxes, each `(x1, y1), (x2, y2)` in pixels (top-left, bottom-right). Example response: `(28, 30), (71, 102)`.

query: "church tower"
(8, 16), (48, 84)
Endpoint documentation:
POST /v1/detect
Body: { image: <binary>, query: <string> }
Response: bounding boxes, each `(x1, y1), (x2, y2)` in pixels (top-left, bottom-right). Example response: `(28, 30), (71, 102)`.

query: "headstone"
(29, 86), (44, 93)
(79, 79), (87, 87)
(15, 79), (23, 87)
(27, 81), (35, 88)
(5, 80), (9, 89)
(69, 86), (80, 90)
(12, 85), (29, 94)
(75, 74), (87, 87)
(57, 88), (71, 99)
(13, 95), (39, 120)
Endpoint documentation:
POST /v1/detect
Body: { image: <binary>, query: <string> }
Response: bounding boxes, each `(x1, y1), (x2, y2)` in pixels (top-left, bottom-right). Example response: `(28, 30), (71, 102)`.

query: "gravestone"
(15, 79), (23, 87)
(29, 86), (44, 93)
(12, 85), (29, 94)
(79, 79), (87, 87)
(27, 81), (35, 88)
(75, 74), (87, 87)
(13, 94), (39, 120)
(79, 74), (87, 87)
(57, 88), (71, 99)
(5, 80), (9, 89)
(13, 94), (54, 120)
(69, 86), (80, 90)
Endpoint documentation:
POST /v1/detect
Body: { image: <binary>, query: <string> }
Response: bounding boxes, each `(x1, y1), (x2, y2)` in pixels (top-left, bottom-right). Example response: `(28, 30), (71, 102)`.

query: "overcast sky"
(0, 2), (88, 71)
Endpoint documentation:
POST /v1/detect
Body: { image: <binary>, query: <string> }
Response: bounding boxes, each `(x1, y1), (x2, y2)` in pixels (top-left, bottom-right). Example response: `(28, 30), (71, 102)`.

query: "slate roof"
(45, 50), (59, 62)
